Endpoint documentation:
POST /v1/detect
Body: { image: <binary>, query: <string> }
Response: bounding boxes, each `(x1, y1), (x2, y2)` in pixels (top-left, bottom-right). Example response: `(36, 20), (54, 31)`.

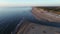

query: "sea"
(0, 7), (32, 21)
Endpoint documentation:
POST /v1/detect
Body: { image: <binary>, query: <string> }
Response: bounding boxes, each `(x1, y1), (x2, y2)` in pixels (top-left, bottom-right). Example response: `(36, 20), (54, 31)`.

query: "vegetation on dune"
(36, 7), (60, 14)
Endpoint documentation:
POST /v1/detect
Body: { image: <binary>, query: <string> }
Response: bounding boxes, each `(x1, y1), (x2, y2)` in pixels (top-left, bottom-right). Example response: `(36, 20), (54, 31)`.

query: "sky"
(0, 0), (60, 7)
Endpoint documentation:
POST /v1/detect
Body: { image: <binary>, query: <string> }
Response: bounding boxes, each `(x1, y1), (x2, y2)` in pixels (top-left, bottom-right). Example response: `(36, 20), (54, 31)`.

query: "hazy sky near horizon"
(0, 0), (60, 6)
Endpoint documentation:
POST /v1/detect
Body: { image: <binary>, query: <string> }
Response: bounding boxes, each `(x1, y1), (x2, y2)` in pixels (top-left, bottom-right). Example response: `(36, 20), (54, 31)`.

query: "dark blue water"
(0, 7), (32, 21)
(0, 7), (32, 33)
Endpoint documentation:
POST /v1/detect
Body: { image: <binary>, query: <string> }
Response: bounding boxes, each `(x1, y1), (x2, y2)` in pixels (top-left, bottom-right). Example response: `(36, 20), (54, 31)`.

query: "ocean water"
(0, 7), (32, 13)
(0, 7), (32, 33)
(0, 7), (32, 21)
